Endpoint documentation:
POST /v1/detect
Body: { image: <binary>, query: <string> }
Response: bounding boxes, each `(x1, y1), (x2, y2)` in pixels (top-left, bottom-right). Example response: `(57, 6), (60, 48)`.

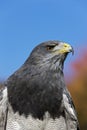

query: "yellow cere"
(59, 43), (72, 54)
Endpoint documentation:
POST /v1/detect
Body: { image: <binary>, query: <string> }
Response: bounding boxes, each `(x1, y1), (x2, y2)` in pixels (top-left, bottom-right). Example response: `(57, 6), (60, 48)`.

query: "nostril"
(64, 44), (67, 47)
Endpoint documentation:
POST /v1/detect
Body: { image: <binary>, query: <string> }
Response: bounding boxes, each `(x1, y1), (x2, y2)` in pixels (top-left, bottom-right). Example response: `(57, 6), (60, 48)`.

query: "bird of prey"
(0, 40), (80, 130)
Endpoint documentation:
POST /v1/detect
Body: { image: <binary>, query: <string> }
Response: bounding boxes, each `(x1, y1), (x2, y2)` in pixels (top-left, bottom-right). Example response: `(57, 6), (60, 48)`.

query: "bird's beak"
(59, 43), (74, 55)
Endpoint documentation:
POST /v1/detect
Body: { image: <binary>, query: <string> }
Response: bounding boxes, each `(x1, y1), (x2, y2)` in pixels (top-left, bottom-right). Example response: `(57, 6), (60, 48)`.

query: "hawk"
(0, 40), (80, 130)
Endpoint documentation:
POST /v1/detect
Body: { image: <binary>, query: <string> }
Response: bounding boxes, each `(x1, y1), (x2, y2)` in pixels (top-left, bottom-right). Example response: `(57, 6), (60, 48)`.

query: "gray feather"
(0, 87), (8, 130)
(0, 41), (80, 130)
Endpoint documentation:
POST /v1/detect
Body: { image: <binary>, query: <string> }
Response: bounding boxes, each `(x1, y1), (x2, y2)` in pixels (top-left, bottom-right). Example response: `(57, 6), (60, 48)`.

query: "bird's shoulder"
(62, 88), (80, 130)
(0, 85), (8, 129)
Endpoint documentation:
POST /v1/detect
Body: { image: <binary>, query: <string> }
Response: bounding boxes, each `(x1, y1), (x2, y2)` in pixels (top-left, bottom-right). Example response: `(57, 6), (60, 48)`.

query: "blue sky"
(0, 0), (87, 79)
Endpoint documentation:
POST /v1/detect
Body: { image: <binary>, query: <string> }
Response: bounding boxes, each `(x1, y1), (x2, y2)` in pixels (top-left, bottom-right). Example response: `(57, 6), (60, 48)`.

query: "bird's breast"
(7, 105), (67, 130)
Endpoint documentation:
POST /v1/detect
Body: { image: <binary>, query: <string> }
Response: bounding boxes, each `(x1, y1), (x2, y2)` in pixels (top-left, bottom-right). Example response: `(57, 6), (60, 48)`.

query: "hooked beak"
(58, 43), (74, 55)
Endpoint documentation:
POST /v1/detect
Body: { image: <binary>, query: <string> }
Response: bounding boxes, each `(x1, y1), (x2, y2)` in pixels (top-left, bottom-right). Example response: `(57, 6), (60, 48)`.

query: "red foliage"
(67, 49), (87, 130)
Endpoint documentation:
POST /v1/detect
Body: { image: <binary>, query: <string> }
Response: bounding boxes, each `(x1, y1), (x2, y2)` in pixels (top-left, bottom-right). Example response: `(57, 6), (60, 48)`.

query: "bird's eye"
(46, 45), (56, 51)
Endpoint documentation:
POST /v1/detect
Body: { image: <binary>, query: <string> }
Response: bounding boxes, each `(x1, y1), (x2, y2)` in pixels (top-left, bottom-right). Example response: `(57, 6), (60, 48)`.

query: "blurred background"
(0, 0), (87, 129)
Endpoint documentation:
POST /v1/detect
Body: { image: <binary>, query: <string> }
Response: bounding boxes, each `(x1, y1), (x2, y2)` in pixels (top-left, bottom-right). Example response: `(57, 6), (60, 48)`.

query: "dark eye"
(46, 45), (56, 51)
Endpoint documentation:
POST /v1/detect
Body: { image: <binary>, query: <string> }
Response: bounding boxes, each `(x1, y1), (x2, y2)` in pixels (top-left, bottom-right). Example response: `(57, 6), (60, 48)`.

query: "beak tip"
(71, 46), (74, 55)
